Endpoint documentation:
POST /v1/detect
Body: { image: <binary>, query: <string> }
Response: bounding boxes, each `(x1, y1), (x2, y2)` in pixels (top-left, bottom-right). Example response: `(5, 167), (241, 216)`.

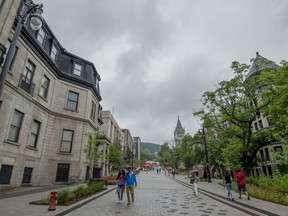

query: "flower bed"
(30, 182), (106, 206)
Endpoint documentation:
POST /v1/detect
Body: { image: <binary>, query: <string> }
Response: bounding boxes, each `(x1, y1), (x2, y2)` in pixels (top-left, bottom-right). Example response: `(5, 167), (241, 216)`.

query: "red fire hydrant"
(48, 191), (58, 211)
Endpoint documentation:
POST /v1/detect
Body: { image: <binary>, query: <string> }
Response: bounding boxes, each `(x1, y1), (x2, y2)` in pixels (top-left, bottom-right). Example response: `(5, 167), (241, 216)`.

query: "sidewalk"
(0, 183), (117, 216)
(0, 173), (287, 216)
(175, 174), (288, 216)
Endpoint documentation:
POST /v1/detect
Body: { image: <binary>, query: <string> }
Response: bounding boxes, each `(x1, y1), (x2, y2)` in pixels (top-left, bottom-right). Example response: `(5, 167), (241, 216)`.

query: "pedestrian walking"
(116, 169), (125, 202)
(236, 169), (250, 200)
(223, 170), (234, 201)
(125, 167), (137, 205)
(191, 172), (199, 196)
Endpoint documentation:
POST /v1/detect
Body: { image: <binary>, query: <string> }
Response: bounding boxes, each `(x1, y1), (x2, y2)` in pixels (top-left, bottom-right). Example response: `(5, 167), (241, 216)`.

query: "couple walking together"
(223, 169), (250, 201)
(116, 167), (137, 205)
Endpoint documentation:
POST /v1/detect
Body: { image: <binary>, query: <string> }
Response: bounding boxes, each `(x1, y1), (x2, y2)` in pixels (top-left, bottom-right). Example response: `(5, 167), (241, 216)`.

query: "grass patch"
(219, 174), (288, 206)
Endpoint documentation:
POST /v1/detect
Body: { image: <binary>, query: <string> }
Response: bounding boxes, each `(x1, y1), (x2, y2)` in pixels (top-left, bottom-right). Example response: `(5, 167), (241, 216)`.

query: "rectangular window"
(67, 91), (79, 110)
(254, 122), (259, 131)
(19, 60), (35, 95)
(260, 149), (265, 161)
(274, 146), (283, 153)
(1, 40), (18, 70)
(73, 63), (82, 76)
(28, 120), (41, 148)
(36, 28), (45, 45)
(39, 75), (50, 98)
(8, 110), (24, 142)
(258, 120), (263, 129)
(56, 163), (70, 182)
(265, 148), (270, 161)
(0, 165), (13, 184)
(60, 129), (74, 153)
(90, 101), (96, 120)
(267, 117), (274, 127)
(22, 167), (33, 183)
(50, 44), (57, 61)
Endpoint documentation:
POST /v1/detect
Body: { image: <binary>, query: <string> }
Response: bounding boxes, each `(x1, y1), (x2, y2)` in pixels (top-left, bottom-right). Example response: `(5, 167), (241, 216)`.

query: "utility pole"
(202, 126), (212, 182)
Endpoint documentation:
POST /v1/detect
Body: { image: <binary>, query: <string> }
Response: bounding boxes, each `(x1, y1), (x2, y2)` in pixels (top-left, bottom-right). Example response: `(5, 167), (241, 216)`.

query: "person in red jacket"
(236, 169), (250, 200)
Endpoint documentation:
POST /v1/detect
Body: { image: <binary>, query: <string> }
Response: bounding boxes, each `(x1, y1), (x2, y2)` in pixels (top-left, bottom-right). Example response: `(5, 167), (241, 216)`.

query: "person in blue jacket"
(124, 167), (137, 205)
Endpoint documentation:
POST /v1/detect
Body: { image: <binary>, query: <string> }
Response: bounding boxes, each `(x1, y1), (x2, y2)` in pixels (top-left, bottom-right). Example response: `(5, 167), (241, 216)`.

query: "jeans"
(226, 183), (233, 199)
(117, 185), (125, 200)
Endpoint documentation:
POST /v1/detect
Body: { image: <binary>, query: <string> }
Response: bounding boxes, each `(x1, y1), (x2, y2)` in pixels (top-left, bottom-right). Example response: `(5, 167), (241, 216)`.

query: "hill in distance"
(140, 142), (161, 153)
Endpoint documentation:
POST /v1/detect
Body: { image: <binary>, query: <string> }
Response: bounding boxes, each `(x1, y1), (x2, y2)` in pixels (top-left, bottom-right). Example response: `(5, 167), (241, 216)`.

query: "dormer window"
(50, 44), (57, 61)
(37, 28), (46, 45)
(95, 77), (99, 89)
(73, 63), (82, 76)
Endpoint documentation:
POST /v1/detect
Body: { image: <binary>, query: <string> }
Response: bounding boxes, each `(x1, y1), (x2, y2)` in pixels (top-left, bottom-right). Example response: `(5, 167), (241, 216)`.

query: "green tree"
(195, 61), (276, 171)
(108, 140), (124, 171)
(84, 131), (108, 179)
(141, 148), (150, 165)
(158, 142), (172, 167)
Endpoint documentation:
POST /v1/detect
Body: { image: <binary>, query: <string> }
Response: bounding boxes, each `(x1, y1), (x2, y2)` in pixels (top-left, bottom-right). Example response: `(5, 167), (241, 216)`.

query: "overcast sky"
(34, 0), (288, 144)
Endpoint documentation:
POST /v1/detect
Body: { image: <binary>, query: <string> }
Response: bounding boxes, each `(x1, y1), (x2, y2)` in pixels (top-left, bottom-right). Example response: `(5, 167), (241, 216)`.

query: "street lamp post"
(202, 126), (212, 182)
(0, 0), (43, 98)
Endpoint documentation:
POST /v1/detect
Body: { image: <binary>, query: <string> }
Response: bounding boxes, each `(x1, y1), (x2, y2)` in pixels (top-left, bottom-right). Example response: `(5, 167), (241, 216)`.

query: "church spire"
(174, 116), (185, 145)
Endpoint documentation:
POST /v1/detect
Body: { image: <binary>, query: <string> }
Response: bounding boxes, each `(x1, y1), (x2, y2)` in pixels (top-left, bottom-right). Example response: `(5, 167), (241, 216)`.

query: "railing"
(18, 74), (35, 96)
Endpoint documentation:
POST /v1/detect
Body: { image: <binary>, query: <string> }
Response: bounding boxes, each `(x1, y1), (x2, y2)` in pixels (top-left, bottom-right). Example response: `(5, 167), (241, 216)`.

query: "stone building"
(100, 110), (124, 174)
(0, 0), (103, 186)
(121, 129), (134, 161)
(247, 53), (284, 177)
(174, 116), (185, 146)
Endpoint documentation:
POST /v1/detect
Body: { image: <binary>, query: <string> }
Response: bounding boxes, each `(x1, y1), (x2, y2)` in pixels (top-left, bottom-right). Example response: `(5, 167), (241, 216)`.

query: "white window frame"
(39, 75), (50, 98)
(37, 28), (46, 45)
(60, 129), (74, 153)
(73, 63), (82, 76)
(50, 44), (57, 61)
(90, 101), (96, 120)
(8, 110), (24, 142)
(66, 91), (79, 110)
(28, 120), (41, 148)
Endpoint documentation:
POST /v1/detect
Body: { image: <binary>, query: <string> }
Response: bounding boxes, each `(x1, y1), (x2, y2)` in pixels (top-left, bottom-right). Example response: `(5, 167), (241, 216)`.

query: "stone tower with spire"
(174, 116), (185, 146)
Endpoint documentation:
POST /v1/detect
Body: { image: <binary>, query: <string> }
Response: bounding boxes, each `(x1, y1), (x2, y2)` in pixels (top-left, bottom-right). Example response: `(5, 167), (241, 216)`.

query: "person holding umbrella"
(124, 166), (137, 205)
(116, 169), (125, 202)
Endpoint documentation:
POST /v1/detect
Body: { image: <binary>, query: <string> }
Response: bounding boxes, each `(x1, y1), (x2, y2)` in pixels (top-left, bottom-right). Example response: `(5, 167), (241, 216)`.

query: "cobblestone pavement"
(63, 172), (249, 216)
(1, 171), (287, 216)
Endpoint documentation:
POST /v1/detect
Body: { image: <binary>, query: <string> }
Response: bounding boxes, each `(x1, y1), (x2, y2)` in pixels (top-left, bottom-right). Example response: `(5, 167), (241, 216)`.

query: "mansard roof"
(247, 52), (279, 78)
(175, 116), (185, 134)
(17, 3), (102, 101)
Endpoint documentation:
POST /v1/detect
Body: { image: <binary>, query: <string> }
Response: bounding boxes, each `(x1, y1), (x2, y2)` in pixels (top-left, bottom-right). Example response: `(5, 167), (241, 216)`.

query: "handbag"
(190, 178), (195, 184)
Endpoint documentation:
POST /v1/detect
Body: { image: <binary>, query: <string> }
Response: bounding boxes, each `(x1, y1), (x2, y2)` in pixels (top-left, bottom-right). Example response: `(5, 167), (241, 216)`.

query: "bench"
(102, 176), (117, 185)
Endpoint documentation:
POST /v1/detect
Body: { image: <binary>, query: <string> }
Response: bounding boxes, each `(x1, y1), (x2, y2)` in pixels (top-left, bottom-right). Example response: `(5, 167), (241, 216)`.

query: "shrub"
(34, 182), (106, 206)
(73, 186), (87, 198)
(58, 189), (72, 204)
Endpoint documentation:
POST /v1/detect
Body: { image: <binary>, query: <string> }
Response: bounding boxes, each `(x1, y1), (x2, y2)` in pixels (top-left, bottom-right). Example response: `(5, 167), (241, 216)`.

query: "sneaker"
(231, 198), (234, 201)
(127, 203), (130, 206)
(248, 197), (250, 200)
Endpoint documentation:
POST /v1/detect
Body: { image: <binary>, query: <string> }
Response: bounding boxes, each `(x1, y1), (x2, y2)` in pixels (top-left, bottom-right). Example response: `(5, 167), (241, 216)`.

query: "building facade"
(121, 129), (133, 160)
(247, 53), (284, 177)
(174, 116), (185, 146)
(0, 0), (103, 186)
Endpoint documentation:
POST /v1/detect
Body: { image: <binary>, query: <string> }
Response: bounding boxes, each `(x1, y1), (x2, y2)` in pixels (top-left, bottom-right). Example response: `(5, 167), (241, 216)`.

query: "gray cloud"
(36, 0), (288, 144)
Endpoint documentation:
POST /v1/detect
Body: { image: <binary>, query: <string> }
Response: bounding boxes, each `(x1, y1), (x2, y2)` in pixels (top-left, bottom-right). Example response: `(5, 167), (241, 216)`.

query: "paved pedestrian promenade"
(0, 171), (287, 216)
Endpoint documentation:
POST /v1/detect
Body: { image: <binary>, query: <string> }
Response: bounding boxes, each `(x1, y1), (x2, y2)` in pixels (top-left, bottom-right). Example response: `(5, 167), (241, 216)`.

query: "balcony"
(18, 74), (35, 96)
